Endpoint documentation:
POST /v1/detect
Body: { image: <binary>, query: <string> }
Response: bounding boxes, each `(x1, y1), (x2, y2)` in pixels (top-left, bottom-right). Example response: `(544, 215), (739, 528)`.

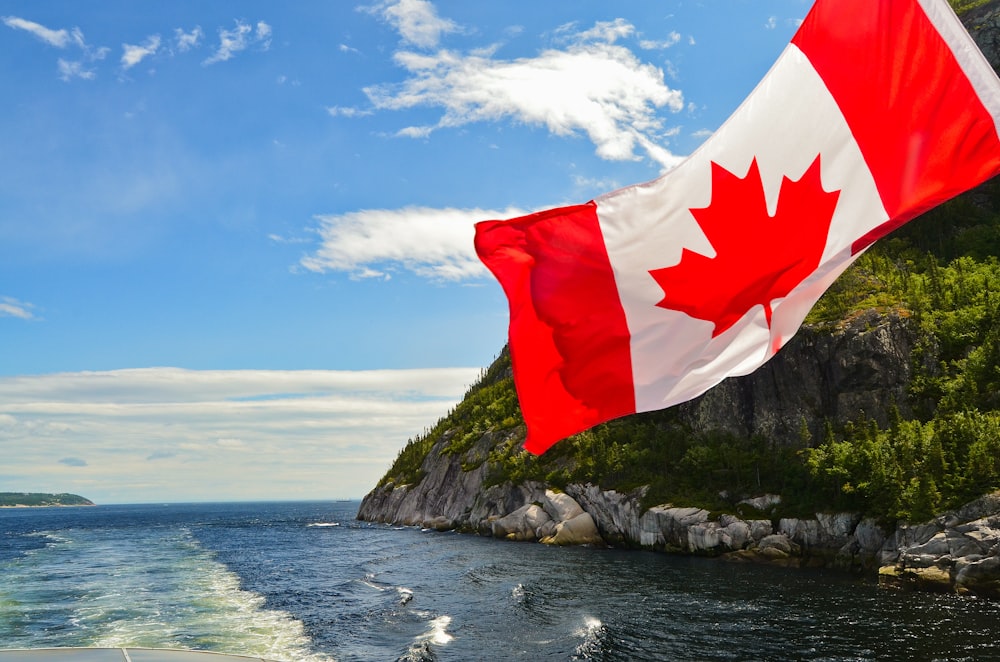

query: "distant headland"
(0, 492), (95, 507)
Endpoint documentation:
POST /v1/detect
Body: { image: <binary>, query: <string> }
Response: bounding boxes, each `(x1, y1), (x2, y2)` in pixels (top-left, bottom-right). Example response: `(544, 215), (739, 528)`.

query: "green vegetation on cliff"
(0, 492), (95, 507)
(379, 354), (520, 487)
(951, 0), (994, 14)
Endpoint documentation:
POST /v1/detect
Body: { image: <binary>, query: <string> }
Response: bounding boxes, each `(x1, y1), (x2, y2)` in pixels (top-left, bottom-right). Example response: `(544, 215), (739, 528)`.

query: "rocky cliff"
(359, 304), (1000, 598)
(359, 1), (1000, 600)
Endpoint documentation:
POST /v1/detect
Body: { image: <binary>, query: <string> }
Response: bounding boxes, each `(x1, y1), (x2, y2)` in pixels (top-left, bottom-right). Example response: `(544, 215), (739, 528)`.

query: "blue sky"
(0, 0), (809, 503)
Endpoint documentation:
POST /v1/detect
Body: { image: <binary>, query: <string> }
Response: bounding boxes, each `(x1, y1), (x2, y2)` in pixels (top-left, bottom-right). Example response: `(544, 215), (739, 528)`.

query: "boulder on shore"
(542, 511), (603, 546)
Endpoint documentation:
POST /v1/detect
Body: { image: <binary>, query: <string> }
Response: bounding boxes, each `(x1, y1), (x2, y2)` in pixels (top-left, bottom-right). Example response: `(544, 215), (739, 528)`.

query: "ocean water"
(1, 502), (999, 661)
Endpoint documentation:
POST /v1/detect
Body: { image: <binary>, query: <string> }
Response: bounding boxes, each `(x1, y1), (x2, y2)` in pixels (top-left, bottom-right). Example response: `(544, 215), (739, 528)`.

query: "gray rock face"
(357, 429), (546, 529)
(964, 2), (1000, 70)
(674, 311), (918, 447)
(879, 493), (1000, 598)
(492, 504), (550, 541)
(758, 534), (798, 560)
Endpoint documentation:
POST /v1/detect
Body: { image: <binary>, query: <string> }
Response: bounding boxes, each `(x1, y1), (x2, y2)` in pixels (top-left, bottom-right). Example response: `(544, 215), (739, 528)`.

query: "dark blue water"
(2, 502), (999, 661)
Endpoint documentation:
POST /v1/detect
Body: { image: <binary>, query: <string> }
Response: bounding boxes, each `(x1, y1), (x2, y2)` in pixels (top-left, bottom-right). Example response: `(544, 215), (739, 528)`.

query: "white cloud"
(364, 19), (685, 168)
(5, 17), (107, 80)
(121, 34), (161, 69)
(301, 205), (526, 281)
(175, 26), (203, 52)
(255, 21), (272, 48)
(57, 58), (95, 81)
(203, 19), (272, 65)
(2, 16), (73, 48)
(395, 125), (431, 138)
(367, 0), (458, 49)
(640, 31), (682, 50)
(570, 18), (633, 44)
(326, 105), (373, 118)
(267, 233), (309, 245)
(0, 296), (37, 320)
(765, 16), (778, 30)
(0, 367), (480, 502)
(573, 174), (623, 196)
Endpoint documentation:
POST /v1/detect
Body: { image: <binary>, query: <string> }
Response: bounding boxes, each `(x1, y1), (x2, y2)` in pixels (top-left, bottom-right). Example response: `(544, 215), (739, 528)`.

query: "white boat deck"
(0, 649), (277, 661)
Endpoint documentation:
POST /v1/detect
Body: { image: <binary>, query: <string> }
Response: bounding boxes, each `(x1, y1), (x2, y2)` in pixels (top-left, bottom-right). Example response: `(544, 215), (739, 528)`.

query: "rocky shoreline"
(356, 308), (1000, 599)
(359, 481), (1000, 599)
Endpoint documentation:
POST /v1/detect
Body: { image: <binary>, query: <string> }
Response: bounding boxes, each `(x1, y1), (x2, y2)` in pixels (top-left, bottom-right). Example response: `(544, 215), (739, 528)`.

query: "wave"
(396, 640), (438, 662)
(358, 572), (387, 592)
(0, 526), (334, 662)
(572, 616), (610, 660)
(415, 614), (453, 646)
(394, 613), (454, 661)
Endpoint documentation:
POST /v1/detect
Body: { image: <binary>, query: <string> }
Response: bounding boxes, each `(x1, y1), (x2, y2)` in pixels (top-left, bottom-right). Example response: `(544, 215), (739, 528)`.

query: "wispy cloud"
(2, 16), (78, 48)
(174, 26), (203, 53)
(0, 367), (479, 502)
(301, 205), (526, 281)
(4, 15), (267, 79)
(5, 17), (108, 81)
(121, 34), (161, 69)
(326, 106), (373, 118)
(366, 0), (459, 49)
(640, 31), (682, 50)
(363, 16), (685, 168)
(203, 19), (272, 65)
(573, 174), (624, 197)
(566, 18), (634, 44)
(58, 57), (95, 81)
(0, 296), (38, 320)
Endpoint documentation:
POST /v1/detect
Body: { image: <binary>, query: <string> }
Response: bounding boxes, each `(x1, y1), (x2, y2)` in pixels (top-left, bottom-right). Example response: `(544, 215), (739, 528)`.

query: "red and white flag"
(474, 0), (1000, 455)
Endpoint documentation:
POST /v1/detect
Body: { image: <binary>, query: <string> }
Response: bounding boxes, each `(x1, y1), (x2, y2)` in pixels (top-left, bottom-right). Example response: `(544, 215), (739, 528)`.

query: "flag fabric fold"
(474, 0), (1000, 455)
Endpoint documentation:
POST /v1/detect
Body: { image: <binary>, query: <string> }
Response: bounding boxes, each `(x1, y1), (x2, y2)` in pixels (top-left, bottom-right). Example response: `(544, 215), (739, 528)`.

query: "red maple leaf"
(650, 155), (839, 337)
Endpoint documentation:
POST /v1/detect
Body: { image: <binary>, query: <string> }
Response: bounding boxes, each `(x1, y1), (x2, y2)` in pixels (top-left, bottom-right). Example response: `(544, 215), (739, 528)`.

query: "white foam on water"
(358, 572), (386, 592)
(416, 615), (454, 646)
(0, 526), (335, 662)
(307, 522), (340, 528)
(572, 616), (607, 658)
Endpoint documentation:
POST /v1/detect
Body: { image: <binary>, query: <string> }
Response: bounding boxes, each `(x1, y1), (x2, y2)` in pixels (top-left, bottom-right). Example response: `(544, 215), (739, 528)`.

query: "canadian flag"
(474, 0), (1000, 454)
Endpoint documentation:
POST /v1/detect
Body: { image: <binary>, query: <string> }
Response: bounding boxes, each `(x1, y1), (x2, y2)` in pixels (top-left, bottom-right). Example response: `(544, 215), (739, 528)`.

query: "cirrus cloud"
(0, 296), (38, 320)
